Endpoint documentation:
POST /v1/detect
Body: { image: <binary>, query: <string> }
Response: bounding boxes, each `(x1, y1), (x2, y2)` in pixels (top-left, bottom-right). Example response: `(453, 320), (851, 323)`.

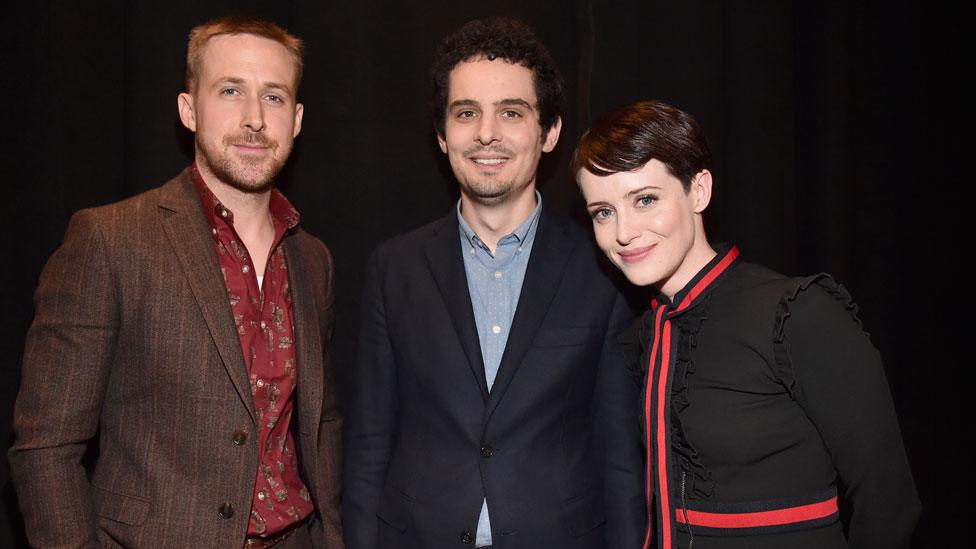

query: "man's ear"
(542, 116), (562, 153)
(178, 92), (196, 132)
(437, 131), (448, 154)
(691, 169), (713, 214)
(293, 102), (304, 138)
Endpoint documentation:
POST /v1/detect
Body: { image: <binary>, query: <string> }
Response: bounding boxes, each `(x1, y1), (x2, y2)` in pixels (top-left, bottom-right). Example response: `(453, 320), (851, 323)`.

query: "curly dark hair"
(431, 16), (565, 140)
(572, 100), (712, 191)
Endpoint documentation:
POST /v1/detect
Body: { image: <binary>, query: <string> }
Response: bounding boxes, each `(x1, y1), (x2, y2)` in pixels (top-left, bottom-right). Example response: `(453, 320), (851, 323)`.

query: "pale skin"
(177, 33), (303, 275)
(438, 58), (561, 253)
(579, 159), (716, 300)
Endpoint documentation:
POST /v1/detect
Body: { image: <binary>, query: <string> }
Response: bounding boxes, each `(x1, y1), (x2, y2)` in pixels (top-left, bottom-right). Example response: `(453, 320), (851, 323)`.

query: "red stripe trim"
(641, 306), (667, 549)
(656, 320), (673, 548)
(676, 246), (740, 312)
(675, 496), (839, 529)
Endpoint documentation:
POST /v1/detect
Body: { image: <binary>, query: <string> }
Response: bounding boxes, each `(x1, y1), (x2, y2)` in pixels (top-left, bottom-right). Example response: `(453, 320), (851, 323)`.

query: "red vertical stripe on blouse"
(642, 305), (668, 549)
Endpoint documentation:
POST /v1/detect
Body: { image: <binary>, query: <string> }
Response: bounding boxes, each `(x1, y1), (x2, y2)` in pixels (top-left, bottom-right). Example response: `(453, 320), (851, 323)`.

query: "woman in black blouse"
(572, 100), (920, 549)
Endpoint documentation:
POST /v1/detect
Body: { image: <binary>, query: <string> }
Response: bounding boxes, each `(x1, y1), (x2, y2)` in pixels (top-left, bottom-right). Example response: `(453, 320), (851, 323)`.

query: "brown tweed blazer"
(9, 171), (343, 548)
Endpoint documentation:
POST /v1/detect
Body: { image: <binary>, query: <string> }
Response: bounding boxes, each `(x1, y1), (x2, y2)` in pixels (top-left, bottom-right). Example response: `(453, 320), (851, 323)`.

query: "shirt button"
(211, 228), (217, 235)
(257, 490), (267, 501)
(256, 379), (265, 388)
(232, 430), (247, 446)
(480, 445), (494, 458)
(242, 265), (250, 274)
(492, 325), (501, 334)
(459, 531), (474, 544)
(260, 321), (267, 329)
(220, 209), (229, 219)
(494, 271), (502, 279)
(217, 502), (234, 519)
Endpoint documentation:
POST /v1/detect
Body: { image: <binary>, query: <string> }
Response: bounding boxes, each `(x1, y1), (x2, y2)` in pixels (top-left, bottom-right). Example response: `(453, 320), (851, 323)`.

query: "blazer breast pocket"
(376, 485), (414, 533)
(92, 483), (150, 525)
(531, 326), (598, 348)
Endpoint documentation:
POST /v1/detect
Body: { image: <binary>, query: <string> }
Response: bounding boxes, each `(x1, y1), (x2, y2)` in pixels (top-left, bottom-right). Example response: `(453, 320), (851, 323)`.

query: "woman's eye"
(590, 208), (613, 221)
(637, 195), (656, 207)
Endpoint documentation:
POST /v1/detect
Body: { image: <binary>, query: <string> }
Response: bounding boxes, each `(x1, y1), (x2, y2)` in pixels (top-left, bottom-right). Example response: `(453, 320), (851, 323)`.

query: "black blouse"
(621, 244), (920, 549)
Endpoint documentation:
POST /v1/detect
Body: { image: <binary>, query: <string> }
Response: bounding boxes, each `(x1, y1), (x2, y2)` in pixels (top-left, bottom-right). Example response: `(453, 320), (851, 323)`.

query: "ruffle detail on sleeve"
(670, 306), (715, 500)
(772, 273), (865, 401)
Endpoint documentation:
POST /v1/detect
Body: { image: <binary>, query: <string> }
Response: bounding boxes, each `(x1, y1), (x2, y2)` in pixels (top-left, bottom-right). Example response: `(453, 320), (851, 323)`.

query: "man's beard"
(197, 132), (288, 194)
(460, 176), (516, 206)
(455, 144), (518, 206)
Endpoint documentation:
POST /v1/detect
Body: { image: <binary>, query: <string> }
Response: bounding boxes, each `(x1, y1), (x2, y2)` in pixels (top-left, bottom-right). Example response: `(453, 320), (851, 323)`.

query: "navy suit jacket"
(343, 206), (645, 549)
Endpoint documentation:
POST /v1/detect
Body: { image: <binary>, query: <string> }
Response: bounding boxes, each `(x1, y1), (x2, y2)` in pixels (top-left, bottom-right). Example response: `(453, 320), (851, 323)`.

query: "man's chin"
(212, 163), (281, 194)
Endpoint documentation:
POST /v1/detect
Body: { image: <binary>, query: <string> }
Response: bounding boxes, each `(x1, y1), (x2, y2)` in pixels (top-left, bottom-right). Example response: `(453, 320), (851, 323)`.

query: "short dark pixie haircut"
(431, 16), (565, 140)
(572, 100), (712, 192)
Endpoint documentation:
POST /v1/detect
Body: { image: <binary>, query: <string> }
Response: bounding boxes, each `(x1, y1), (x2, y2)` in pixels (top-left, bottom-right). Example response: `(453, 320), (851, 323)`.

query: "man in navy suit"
(342, 16), (644, 549)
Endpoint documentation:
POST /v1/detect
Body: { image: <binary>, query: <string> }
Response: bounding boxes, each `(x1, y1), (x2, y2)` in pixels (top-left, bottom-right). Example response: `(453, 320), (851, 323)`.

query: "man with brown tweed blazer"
(8, 16), (343, 548)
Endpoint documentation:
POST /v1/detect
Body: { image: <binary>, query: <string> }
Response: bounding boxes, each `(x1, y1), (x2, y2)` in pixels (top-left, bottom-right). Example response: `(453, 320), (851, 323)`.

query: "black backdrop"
(0, 1), (960, 547)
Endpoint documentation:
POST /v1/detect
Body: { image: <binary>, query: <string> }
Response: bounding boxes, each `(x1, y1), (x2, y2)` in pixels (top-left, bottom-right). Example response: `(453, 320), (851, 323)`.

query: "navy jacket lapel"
(486, 207), (576, 417)
(158, 174), (256, 423)
(424, 212), (490, 400)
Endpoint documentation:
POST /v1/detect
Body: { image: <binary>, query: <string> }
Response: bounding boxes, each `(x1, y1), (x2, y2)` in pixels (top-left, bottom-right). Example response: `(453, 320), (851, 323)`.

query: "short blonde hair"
(185, 15), (304, 93)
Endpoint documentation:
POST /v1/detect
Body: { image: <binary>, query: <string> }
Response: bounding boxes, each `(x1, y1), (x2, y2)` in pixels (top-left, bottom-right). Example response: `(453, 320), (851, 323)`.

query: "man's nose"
(475, 115), (499, 145)
(241, 95), (266, 132)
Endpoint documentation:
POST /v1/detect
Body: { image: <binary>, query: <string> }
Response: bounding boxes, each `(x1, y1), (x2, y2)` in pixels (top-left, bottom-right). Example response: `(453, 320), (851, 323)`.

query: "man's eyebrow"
(213, 77), (293, 94)
(495, 98), (534, 109)
(262, 81), (291, 93)
(448, 99), (480, 110)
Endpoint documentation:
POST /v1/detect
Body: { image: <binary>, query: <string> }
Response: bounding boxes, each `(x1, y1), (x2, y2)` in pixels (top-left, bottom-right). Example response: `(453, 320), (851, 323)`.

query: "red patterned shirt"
(190, 165), (313, 537)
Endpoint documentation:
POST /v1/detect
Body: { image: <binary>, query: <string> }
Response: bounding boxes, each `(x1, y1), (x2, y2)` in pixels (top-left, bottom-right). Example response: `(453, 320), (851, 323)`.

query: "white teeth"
(472, 158), (505, 165)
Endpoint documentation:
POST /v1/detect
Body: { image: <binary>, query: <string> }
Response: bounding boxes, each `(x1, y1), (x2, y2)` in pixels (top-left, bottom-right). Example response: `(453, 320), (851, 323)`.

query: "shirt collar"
(189, 163), (301, 231)
(456, 190), (543, 252)
(652, 243), (740, 313)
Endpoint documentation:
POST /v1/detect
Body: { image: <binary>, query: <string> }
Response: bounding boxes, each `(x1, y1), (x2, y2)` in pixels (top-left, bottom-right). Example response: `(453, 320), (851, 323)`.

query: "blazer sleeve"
(342, 246), (398, 549)
(777, 276), (921, 549)
(593, 291), (646, 548)
(312, 238), (345, 549)
(8, 209), (118, 548)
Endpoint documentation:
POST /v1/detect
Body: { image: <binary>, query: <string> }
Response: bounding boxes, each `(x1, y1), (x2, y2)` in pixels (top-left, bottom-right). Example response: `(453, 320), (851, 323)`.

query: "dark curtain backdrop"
(1, 1), (959, 546)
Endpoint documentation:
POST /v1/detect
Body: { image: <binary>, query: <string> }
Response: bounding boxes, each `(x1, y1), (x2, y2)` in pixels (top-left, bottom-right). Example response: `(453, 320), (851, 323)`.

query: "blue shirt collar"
(456, 191), (543, 253)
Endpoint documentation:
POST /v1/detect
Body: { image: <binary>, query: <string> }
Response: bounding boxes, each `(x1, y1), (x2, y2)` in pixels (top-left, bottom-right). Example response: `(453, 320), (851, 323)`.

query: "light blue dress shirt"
(457, 193), (542, 547)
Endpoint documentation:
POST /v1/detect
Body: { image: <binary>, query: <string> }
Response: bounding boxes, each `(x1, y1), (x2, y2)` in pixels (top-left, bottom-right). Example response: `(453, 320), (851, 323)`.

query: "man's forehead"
(198, 34), (299, 90)
(447, 58), (538, 104)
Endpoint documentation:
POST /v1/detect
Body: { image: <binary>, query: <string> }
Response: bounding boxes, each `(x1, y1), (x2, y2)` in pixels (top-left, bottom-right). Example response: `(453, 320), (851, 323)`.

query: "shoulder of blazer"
(68, 172), (186, 222)
(367, 209), (456, 266)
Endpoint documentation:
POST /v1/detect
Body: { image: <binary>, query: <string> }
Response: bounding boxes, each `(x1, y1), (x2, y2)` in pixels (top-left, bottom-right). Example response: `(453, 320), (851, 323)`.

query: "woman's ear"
(691, 170), (713, 214)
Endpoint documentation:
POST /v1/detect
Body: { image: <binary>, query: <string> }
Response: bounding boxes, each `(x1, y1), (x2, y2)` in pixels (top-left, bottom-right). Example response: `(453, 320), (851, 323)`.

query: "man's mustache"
(223, 133), (278, 149)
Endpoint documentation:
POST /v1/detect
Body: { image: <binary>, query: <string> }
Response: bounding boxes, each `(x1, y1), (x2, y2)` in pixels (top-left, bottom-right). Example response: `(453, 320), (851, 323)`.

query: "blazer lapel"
(158, 175), (256, 423)
(424, 212), (490, 400)
(283, 236), (324, 443)
(486, 207), (577, 417)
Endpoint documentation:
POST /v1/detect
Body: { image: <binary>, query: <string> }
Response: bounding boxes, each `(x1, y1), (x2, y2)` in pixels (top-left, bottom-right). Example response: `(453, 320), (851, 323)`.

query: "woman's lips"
(617, 244), (655, 264)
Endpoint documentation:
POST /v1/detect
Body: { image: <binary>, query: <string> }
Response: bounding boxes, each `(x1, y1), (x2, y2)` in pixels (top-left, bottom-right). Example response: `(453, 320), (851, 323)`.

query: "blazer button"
(459, 530), (474, 544)
(232, 430), (248, 446)
(480, 445), (494, 458)
(218, 502), (235, 519)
